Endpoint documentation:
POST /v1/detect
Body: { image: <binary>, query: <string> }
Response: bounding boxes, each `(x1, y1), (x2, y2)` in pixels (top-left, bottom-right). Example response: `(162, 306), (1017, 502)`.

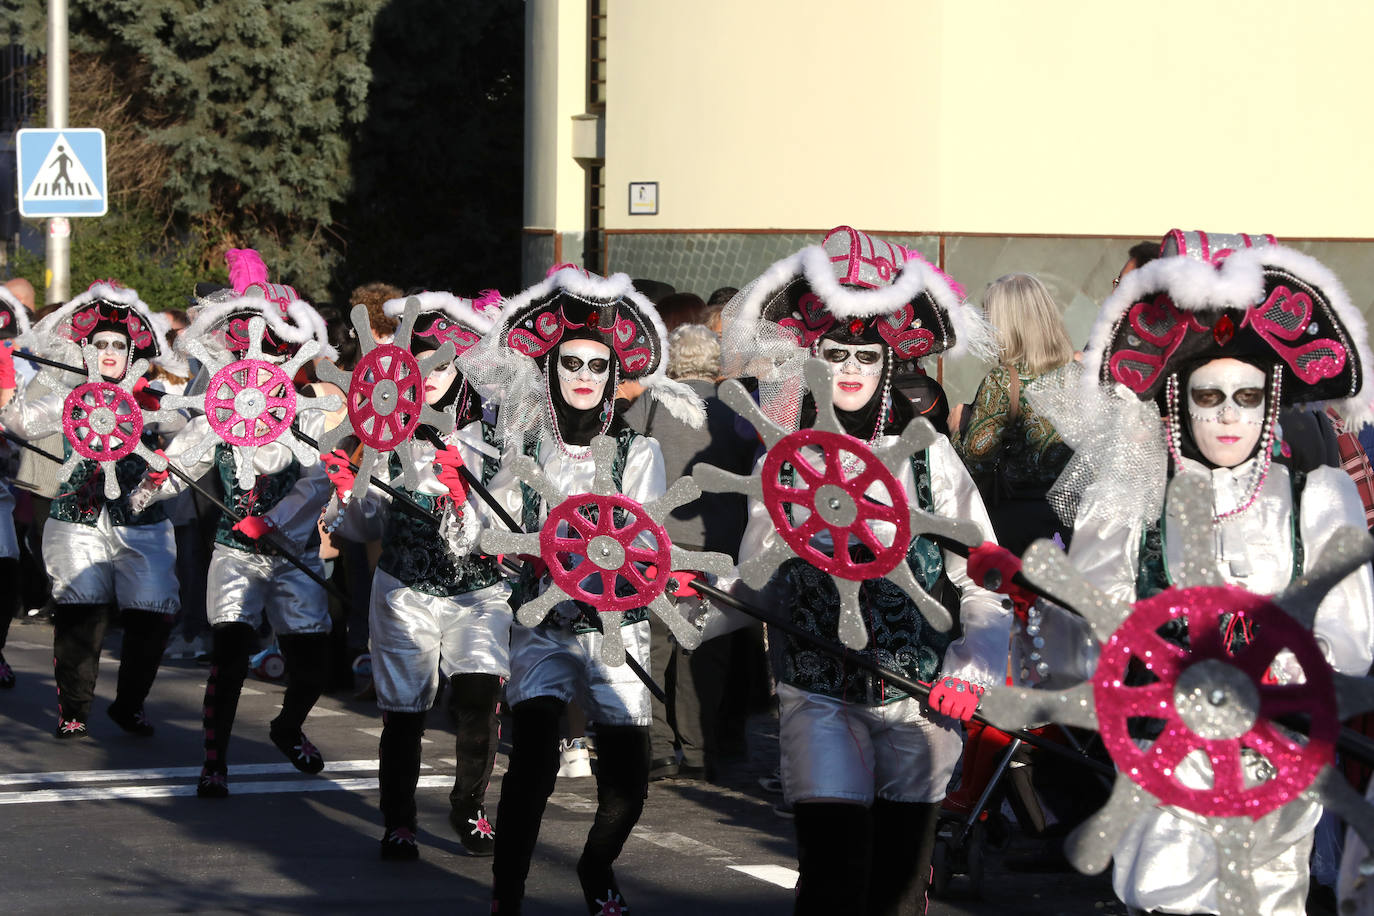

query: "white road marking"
(0, 774), (453, 805)
(274, 703), (347, 717)
(631, 825), (733, 858)
(729, 865), (798, 889)
(0, 759), (418, 786)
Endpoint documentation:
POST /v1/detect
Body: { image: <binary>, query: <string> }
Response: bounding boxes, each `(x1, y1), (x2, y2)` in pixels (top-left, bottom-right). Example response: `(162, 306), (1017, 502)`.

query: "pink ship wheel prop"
(542, 492), (673, 614)
(975, 473), (1374, 916)
(204, 358), (296, 446)
(52, 344), (174, 501)
(478, 434), (733, 666)
(314, 298), (455, 498)
(1094, 585), (1336, 818)
(693, 358), (982, 649)
(64, 381), (143, 463)
(761, 427), (911, 581)
(161, 315), (339, 490)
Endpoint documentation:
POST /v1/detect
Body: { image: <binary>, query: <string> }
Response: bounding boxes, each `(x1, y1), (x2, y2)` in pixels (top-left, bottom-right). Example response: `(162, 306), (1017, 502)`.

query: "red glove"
(322, 449), (356, 496)
(433, 445), (468, 507)
(0, 341), (15, 390)
(145, 448), (170, 488)
(132, 376), (161, 410)
(966, 541), (1037, 622)
(668, 570), (699, 598)
(232, 515), (275, 540)
(517, 553), (548, 582)
(927, 676), (984, 722)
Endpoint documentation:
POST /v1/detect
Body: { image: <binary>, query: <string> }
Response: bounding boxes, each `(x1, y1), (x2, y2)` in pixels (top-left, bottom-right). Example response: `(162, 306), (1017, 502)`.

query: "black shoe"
(197, 766), (229, 799)
(0, 652), (14, 688)
(649, 756), (679, 781)
(450, 803), (496, 856)
(55, 717), (88, 739)
(577, 861), (629, 916)
(107, 703), (156, 737)
(270, 726), (324, 774)
(379, 826), (419, 861)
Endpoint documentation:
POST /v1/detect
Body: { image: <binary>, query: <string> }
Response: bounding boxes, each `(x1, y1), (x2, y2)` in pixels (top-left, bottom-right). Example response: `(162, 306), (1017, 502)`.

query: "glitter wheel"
(479, 434), (733, 666)
(1094, 585), (1337, 819)
(54, 346), (174, 500)
(762, 428), (910, 581)
(543, 492), (673, 613)
(203, 358), (296, 446)
(314, 298), (455, 498)
(346, 344), (424, 451)
(693, 358), (982, 648)
(161, 316), (340, 490)
(978, 473), (1374, 916)
(64, 381), (143, 463)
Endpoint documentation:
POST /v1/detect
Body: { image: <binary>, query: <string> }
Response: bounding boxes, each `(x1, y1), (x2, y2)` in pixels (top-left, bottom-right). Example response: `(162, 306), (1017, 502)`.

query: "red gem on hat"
(848, 318), (866, 335)
(587, 312), (601, 328)
(1212, 314), (1235, 347)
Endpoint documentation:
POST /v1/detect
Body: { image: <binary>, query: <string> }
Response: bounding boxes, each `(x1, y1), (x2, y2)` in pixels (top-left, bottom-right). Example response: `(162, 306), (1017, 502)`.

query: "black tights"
(794, 799), (941, 916)
(490, 697), (650, 915)
(53, 604), (170, 722)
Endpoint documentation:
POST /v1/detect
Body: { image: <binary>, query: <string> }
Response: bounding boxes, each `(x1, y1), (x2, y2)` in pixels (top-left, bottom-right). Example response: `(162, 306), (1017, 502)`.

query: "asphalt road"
(0, 621), (1127, 915)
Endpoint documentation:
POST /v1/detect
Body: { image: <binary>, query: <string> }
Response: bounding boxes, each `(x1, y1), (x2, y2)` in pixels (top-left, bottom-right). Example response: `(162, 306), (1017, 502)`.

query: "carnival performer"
(719, 227), (1009, 915)
(474, 265), (705, 915)
(1058, 241), (1374, 915)
(139, 249), (340, 796)
(0, 282), (179, 737)
(326, 291), (513, 860)
(0, 285), (30, 689)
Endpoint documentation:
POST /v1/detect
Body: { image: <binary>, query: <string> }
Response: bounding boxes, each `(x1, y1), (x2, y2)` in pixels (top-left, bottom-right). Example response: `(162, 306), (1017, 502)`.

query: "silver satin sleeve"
(368, 568), (513, 712)
(0, 378), (63, 440)
(1300, 465), (1374, 676)
(205, 544), (330, 633)
(43, 516), (179, 613)
(926, 436), (1011, 690)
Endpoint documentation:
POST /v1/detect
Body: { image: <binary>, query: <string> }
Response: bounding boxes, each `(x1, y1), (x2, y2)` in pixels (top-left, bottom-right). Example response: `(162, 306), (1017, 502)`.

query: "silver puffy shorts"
(205, 545), (331, 635)
(777, 683), (965, 805)
(368, 569), (513, 712)
(44, 516), (179, 614)
(505, 620), (652, 727)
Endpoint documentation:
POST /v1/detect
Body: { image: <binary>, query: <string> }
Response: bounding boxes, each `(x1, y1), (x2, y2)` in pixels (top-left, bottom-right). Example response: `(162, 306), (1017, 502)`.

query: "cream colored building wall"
(525, 0), (589, 233)
(604, 0), (1374, 238)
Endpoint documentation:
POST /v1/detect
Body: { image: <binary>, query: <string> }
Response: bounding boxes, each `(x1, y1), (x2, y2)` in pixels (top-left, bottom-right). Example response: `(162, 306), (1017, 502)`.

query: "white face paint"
(556, 339), (612, 411)
(424, 358), (458, 406)
(821, 340), (884, 412)
(1186, 358), (1267, 467)
(91, 330), (129, 380)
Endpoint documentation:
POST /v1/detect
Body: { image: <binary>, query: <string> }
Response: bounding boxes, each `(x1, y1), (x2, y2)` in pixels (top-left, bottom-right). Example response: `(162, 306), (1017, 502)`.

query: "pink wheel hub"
(347, 344), (423, 451)
(541, 492), (672, 613)
(761, 428), (911, 580)
(63, 381), (143, 461)
(1094, 584), (1337, 818)
(204, 358), (297, 446)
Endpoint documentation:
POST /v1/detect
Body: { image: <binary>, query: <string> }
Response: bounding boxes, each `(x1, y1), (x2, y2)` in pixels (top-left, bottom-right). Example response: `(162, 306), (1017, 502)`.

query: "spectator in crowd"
(350, 282), (402, 342)
(949, 273), (1075, 555)
(1114, 240), (1161, 290)
(704, 286), (738, 334)
(656, 292), (708, 332)
(624, 323), (757, 781)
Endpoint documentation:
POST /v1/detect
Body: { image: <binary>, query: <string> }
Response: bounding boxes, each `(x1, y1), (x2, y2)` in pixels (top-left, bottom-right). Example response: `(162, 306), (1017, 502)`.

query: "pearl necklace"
(1165, 365), (1283, 521)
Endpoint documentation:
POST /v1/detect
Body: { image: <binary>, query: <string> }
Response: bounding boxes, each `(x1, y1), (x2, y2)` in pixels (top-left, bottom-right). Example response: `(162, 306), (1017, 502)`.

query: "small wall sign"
(628, 181), (658, 216)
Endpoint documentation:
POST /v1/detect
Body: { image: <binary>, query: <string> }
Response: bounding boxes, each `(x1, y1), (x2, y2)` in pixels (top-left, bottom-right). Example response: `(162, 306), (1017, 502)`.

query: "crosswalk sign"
(17, 128), (108, 218)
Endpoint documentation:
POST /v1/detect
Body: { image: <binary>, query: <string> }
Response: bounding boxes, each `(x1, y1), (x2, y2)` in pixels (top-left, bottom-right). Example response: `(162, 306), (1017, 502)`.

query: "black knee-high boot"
(108, 609), (173, 735)
(793, 802), (874, 916)
(199, 623), (255, 796)
(378, 709), (427, 860)
(576, 724), (650, 916)
(0, 557), (18, 688)
(491, 696), (565, 915)
(869, 800), (941, 916)
(448, 672), (502, 855)
(52, 603), (110, 735)
(271, 632), (330, 773)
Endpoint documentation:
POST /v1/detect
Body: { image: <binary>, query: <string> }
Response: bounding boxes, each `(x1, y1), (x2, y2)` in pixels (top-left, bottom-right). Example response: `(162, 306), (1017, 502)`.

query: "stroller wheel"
(930, 835), (952, 898)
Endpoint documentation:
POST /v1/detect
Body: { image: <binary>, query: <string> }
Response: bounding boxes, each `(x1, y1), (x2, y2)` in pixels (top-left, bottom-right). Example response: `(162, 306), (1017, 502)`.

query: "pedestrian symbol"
(17, 128), (108, 218)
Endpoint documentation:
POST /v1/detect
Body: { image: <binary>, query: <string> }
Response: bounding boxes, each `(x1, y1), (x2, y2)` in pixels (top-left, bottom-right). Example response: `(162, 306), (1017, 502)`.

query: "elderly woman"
(950, 273), (1075, 556)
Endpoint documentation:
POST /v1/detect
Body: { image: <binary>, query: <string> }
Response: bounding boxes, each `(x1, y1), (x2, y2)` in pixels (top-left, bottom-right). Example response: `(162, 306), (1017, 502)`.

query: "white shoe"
(556, 738), (592, 778)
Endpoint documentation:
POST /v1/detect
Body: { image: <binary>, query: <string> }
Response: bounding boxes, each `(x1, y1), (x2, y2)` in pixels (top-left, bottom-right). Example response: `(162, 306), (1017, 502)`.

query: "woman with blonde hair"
(950, 272), (1074, 555)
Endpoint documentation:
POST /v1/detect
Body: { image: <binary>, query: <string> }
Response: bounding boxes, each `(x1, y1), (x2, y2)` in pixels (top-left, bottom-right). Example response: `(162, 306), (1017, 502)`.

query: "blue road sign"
(17, 128), (108, 218)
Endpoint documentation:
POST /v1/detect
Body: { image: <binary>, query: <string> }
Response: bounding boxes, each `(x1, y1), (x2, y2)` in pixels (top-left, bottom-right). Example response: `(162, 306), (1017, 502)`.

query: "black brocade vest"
(212, 443), (313, 554)
(50, 438), (166, 527)
(774, 449), (955, 706)
(514, 427), (648, 632)
(377, 422), (503, 598)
